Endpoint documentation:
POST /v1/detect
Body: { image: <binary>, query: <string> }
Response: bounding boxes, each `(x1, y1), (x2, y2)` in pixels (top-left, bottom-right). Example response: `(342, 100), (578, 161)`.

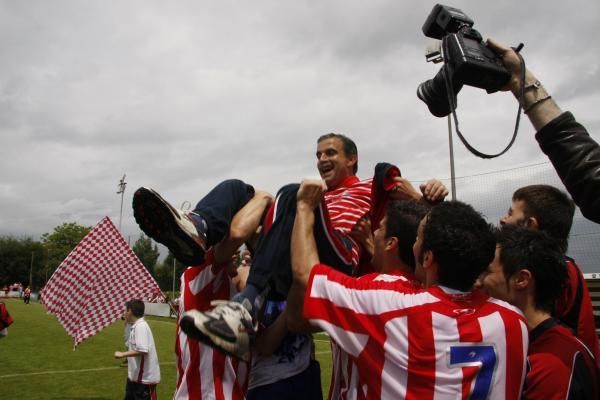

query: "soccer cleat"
(133, 187), (207, 266)
(179, 300), (255, 362)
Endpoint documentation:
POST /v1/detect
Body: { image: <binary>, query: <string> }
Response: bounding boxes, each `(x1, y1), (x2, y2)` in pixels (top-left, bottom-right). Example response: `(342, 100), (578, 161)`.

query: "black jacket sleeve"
(535, 112), (600, 223)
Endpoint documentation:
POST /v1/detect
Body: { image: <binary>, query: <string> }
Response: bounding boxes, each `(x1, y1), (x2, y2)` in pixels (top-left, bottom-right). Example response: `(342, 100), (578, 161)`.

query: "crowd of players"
(132, 39), (600, 399)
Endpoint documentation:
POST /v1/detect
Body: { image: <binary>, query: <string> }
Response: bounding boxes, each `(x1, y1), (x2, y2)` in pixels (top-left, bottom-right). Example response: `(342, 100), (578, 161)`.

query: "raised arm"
(488, 38), (600, 223)
(286, 179), (326, 333)
(486, 38), (563, 131)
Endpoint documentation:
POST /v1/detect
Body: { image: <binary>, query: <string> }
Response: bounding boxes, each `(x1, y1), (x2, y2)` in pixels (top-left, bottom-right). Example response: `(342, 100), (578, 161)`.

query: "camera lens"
(416, 67), (463, 117)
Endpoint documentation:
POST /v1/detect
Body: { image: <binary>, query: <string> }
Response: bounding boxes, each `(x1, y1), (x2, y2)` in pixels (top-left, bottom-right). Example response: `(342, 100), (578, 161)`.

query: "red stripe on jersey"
(502, 311), (527, 400)
(405, 311), (435, 400)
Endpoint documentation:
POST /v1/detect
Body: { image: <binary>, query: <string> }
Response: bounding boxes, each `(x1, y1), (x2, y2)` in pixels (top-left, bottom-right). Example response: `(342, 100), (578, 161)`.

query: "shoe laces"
(209, 300), (255, 331)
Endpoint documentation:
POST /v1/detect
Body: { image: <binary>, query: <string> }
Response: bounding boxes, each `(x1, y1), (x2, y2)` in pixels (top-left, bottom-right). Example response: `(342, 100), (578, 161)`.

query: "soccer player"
(288, 179), (528, 399)
(499, 184), (600, 365)
(294, 200), (428, 400)
(173, 183), (273, 399)
(114, 299), (160, 400)
(477, 226), (599, 399)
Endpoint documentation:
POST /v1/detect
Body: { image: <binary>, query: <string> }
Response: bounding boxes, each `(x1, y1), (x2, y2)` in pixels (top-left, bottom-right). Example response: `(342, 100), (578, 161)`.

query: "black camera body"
(417, 4), (511, 117)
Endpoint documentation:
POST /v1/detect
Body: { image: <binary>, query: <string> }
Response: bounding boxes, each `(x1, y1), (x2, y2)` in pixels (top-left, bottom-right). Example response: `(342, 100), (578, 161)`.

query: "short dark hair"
(385, 200), (429, 270)
(126, 299), (145, 318)
(421, 201), (496, 291)
(497, 225), (567, 313)
(512, 185), (575, 252)
(317, 133), (358, 174)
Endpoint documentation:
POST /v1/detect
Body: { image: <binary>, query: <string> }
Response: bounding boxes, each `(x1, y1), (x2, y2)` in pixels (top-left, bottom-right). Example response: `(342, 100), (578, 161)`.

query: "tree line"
(0, 222), (184, 292)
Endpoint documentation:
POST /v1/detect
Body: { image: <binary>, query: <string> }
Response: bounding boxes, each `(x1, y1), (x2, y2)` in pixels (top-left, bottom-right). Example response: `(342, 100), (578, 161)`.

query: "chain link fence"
(416, 162), (600, 273)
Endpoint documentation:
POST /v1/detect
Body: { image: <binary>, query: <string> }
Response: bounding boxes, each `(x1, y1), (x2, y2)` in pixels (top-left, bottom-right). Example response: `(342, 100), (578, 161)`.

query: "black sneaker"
(179, 300), (255, 362)
(133, 187), (207, 265)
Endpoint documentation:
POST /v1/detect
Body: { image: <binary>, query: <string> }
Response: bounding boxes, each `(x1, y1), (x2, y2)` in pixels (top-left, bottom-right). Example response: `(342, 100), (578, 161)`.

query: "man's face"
(500, 200), (529, 227)
(123, 308), (133, 323)
(371, 216), (388, 271)
(413, 217), (426, 283)
(316, 137), (356, 189)
(477, 246), (512, 302)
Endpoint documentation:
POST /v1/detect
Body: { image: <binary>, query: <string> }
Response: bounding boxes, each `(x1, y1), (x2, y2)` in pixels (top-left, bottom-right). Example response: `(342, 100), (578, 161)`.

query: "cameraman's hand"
(486, 38), (531, 95)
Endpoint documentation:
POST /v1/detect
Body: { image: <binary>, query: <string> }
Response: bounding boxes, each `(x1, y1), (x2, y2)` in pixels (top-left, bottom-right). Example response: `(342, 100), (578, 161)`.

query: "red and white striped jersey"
(328, 272), (419, 400)
(305, 264), (528, 400)
(175, 250), (249, 400)
(323, 176), (373, 268)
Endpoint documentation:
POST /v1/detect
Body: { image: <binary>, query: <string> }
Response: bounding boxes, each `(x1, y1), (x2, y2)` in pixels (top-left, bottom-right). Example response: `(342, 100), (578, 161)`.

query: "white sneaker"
(179, 300), (255, 362)
(133, 187), (207, 265)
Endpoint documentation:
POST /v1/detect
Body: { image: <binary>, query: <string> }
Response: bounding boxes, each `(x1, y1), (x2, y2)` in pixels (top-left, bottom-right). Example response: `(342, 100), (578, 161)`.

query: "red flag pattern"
(42, 216), (163, 347)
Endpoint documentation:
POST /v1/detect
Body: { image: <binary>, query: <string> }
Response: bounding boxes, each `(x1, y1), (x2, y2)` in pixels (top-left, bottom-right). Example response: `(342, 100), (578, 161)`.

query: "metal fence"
(416, 162), (600, 274)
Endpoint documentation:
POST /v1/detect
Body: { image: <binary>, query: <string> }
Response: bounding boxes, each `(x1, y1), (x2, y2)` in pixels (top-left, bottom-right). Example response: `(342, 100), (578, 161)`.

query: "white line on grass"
(0, 362), (176, 379)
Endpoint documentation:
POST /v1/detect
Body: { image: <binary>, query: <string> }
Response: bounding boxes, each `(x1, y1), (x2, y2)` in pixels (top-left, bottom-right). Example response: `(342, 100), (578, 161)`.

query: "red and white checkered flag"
(42, 216), (164, 348)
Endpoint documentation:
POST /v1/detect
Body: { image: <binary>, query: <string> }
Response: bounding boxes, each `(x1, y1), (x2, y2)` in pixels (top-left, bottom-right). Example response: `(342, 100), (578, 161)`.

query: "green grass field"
(0, 298), (332, 399)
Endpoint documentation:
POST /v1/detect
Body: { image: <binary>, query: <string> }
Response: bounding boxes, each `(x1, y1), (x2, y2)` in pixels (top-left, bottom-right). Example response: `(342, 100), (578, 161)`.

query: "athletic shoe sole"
(180, 311), (251, 362)
(132, 187), (206, 266)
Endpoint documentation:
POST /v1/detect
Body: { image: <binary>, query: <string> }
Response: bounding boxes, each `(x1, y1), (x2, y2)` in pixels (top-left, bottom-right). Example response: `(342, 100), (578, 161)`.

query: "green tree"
(154, 253), (186, 292)
(132, 234), (160, 277)
(0, 236), (45, 290)
(41, 222), (92, 285)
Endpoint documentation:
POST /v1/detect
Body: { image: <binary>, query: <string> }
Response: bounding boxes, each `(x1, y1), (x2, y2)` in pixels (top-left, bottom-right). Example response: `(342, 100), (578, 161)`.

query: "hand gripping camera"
(417, 4), (511, 117)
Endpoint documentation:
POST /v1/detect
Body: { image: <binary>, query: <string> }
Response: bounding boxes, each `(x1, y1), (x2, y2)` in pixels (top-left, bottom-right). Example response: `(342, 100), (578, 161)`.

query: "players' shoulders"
(482, 295), (525, 318)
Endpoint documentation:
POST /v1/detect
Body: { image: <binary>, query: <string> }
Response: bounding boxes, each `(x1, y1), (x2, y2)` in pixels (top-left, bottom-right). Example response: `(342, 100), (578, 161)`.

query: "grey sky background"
(1, 1), (599, 268)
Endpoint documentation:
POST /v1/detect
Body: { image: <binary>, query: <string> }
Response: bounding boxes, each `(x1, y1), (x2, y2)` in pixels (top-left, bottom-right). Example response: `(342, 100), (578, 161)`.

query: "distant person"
(488, 38), (600, 224)
(0, 301), (14, 338)
(114, 299), (160, 400)
(23, 286), (31, 304)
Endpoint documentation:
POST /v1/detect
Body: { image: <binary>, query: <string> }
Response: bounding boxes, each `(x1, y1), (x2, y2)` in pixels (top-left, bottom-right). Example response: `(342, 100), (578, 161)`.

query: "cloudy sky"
(1, 1), (599, 268)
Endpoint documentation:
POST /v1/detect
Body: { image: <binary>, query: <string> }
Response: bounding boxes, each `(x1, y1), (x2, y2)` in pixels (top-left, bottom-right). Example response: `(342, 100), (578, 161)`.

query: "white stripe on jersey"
(199, 346), (216, 399)
(382, 315), (410, 399)
(486, 297), (525, 317)
(188, 265), (218, 296)
(432, 313), (462, 400)
(317, 320), (369, 358)
(309, 274), (439, 315)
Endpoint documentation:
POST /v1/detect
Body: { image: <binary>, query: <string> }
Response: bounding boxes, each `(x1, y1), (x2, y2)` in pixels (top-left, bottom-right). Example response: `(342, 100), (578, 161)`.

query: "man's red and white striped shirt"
(322, 176), (373, 268)
(305, 264), (528, 399)
(328, 272), (420, 400)
(175, 250), (249, 400)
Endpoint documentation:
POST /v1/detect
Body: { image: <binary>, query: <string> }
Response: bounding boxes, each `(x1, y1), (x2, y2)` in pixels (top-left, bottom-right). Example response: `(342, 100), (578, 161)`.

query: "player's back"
(305, 266), (529, 399)
(388, 287), (528, 400)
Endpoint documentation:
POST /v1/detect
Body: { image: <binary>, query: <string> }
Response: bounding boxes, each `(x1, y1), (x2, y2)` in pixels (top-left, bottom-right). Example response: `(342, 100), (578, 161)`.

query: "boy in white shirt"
(114, 299), (161, 399)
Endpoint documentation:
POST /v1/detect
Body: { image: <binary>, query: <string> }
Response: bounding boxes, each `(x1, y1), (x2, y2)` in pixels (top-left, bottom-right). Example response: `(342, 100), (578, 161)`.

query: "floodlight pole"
(117, 174), (127, 231)
(447, 116), (457, 200)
